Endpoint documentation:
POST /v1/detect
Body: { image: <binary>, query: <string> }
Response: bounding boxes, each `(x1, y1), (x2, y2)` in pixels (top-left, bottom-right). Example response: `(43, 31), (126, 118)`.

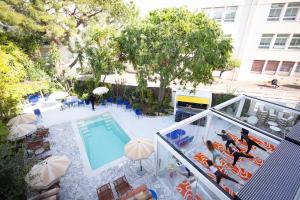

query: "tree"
(85, 28), (125, 86)
(218, 57), (241, 78)
(0, 43), (49, 119)
(0, 0), (137, 60)
(119, 8), (233, 106)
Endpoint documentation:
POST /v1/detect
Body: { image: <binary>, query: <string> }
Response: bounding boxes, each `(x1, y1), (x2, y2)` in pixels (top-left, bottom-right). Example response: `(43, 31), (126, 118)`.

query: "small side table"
(247, 116), (258, 125)
(268, 121), (278, 127)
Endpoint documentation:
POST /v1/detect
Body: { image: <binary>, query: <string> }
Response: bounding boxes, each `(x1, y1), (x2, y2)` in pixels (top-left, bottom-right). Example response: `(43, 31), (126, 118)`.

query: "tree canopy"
(85, 27), (125, 86)
(119, 8), (233, 105)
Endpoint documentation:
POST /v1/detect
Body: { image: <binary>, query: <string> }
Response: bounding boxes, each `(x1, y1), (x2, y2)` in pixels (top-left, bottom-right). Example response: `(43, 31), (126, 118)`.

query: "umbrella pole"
(137, 160), (145, 176)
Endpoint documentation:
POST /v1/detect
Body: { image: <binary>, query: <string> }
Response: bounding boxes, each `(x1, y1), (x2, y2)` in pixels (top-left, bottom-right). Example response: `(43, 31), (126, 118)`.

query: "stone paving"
(46, 122), (174, 200)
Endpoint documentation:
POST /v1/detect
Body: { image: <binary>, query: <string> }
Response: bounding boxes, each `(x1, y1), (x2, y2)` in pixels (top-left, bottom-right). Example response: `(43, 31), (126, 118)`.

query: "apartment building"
(197, 0), (300, 85)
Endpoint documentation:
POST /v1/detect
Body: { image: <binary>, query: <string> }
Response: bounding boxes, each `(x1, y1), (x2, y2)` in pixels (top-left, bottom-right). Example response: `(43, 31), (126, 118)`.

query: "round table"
(247, 116), (258, 125)
(270, 126), (281, 132)
(268, 121), (278, 127)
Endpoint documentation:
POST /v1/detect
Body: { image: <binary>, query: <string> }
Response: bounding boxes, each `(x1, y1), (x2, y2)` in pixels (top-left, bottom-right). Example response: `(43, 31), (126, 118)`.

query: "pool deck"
(33, 104), (176, 199)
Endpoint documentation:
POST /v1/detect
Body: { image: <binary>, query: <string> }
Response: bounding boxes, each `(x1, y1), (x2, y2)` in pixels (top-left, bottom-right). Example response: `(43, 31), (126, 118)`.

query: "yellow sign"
(176, 96), (209, 104)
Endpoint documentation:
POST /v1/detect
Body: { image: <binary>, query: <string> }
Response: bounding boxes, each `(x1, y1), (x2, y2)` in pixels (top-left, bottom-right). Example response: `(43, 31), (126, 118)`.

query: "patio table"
(247, 116), (258, 125)
(267, 121), (278, 127)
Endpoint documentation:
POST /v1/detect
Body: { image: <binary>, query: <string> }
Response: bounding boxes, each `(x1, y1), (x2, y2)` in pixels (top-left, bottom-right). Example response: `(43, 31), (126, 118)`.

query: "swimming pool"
(77, 113), (130, 170)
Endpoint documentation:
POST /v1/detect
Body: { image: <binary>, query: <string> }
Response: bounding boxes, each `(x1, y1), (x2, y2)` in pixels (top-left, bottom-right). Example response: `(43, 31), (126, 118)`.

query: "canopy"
(7, 113), (36, 127)
(25, 155), (71, 190)
(176, 96), (209, 104)
(125, 138), (154, 160)
(93, 87), (109, 95)
(8, 124), (37, 141)
(49, 91), (69, 100)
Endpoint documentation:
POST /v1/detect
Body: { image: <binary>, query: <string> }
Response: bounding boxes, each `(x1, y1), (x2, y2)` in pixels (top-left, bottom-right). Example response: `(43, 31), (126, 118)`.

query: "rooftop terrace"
(155, 94), (300, 200)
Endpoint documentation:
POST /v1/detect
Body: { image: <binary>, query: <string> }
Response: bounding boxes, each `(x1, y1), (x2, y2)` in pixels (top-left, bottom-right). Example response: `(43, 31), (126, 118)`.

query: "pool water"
(77, 113), (130, 170)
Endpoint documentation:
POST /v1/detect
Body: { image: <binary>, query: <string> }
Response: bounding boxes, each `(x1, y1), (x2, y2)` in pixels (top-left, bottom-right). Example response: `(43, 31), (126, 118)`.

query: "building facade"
(197, 0), (300, 85)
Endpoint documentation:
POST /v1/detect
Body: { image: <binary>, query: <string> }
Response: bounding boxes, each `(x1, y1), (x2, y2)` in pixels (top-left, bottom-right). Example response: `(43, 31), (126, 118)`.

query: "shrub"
(132, 103), (141, 110)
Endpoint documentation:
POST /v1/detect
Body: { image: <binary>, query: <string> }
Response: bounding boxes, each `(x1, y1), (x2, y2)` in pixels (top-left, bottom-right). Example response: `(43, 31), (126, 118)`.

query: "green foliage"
(0, 0), (137, 54)
(85, 28), (125, 86)
(119, 8), (233, 105)
(213, 93), (236, 106)
(0, 121), (9, 141)
(74, 79), (95, 98)
(218, 57), (241, 77)
(0, 43), (49, 119)
(132, 102), (141, 110)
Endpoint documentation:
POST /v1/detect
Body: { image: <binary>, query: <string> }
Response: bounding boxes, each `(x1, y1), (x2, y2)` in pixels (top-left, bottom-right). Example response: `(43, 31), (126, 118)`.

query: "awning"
(176, 96), (209, 104)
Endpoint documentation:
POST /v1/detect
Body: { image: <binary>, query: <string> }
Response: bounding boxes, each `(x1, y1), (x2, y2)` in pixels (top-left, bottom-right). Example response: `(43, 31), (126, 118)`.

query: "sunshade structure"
(49, 91), (69, 100)
(93, 87), (109, 95)
(7, 113), (37, 127)
(25, 155), (71, 190)
(7, 124), (37, 141)
(125, 138), (154, 176)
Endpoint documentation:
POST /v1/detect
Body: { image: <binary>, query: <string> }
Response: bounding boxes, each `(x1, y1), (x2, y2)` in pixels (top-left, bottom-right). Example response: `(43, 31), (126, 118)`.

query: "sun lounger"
(113, 176), (133, 197)
(26, 141), (50, 151)
(28, 186), (60, 200)
(166, 129), (186, 140)
(176, 136), (194, 147)
(120, 184), (153, 200)
(97, 183), (114, 200)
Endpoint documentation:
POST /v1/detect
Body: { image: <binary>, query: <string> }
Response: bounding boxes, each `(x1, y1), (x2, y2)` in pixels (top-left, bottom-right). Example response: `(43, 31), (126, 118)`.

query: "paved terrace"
(100, 73), (300, 102)
(28, 105), (176, 200)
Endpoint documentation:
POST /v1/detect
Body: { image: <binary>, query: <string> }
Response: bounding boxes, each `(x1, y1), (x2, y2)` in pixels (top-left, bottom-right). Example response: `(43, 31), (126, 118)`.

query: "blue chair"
(135, 108), (142, 118)
(117, 98), (123, 107)
(107, 97), (113, 104)
(34, 109), (42, 118)
(28, 95), (39, 104)
(166, 129), (186, 140)
(125, 104), (132, 111)
(176, 136), (194, 147)
(78, 100), (85, 106)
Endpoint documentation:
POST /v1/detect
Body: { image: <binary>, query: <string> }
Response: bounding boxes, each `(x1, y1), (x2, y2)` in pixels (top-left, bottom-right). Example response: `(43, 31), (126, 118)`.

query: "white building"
(197, 0), (300, 85)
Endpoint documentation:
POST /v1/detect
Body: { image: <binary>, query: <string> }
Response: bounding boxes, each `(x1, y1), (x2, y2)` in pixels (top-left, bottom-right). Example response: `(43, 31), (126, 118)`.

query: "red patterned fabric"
(194, 153), (236, 197)
(176, 180), (203, 200)
(214, 140), (264, 167)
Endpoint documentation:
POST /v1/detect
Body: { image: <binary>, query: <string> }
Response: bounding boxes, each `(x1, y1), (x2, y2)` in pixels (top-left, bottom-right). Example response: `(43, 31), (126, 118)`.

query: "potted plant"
(82, 93), (90, 105)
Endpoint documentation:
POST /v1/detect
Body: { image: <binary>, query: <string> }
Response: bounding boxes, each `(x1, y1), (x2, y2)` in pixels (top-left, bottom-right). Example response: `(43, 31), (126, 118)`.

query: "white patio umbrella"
(92, 87), (109, 95)
(124, 138), (154, 176)
(7, 113), (36, 127)
(49, 91), (69, 100)
(7, 124), (37, 141)
(25, 155), (71, 190)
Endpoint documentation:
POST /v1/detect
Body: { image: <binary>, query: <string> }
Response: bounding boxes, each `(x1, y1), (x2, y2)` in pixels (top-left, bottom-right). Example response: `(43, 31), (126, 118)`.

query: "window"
(289, 34), (300, 49)
(279, 61), (295, 76)
(294, 63), (300, 76)
(273, 34), (289, 49)
(283, 2), (300, 21)
(224, 6), (237, 22)
(264, 61), (279, 74)
(202, 8), (212, 17)
(259, 34), (274, 48)
(251, 60), (265, 73)
(268, 3), (284, 21)
(212, 7), (224, 22)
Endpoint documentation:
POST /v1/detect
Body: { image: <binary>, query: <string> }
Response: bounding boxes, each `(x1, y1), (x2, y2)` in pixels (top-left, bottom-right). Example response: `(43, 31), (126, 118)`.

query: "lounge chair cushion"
(41, 195), (57, 200)
(40, 187), (60, 199)
(121, 184), (153, 200)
